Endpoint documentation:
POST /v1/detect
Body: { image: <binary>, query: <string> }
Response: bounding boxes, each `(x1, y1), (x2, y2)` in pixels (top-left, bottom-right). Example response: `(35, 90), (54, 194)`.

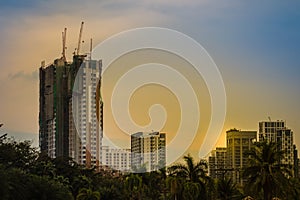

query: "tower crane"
(61, 27), (67, 61)
(76, 21), (84, 55)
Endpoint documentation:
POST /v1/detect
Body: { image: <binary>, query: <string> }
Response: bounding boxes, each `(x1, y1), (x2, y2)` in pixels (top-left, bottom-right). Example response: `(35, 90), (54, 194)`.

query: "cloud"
(9, 70), (38, 81)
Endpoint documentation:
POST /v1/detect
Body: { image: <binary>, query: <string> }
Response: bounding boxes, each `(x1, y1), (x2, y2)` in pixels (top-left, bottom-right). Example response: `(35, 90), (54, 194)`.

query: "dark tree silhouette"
(243, 141), (292, 200)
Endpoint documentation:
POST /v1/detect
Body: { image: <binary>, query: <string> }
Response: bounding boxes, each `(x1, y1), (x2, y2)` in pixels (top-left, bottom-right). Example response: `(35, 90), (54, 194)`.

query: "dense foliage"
(0, 137), (299, 200)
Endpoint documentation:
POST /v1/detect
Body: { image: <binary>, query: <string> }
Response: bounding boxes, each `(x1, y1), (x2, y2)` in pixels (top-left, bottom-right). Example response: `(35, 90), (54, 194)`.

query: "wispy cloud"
(8, 70), (38, 81)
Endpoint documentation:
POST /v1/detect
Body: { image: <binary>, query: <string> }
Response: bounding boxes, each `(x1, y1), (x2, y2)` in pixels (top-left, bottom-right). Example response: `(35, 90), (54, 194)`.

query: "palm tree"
(76, 187), (100, 200)
(125, 174), (143, 200)
(142, 171), (166, 199)
(216, 177), (242, 200)
(158, 167), (168, 199)
(168, 154), (208, 183)
(285, 177), (300, 200)
(243, 141), (292, 200)
(166, 176), (184, 200)
(168, 154), (210, 199)
(182, 181), (201, 200)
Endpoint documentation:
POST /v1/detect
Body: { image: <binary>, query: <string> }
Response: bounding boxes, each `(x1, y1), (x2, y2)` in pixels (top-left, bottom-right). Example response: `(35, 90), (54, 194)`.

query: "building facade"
(258, 120), (285, 142)
(259, 120), (295, 167)
(226, 129), (257, 184)
(71, 59), (103, 167)
(208, 147), (227, 179)
(39, 55), (103, 167)
(101, 146), (131, 172)
(131, 132), (166, 172)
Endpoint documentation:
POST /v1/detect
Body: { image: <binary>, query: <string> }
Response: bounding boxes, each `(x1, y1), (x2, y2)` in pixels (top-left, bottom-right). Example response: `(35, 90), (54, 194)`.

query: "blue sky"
(0, 0), (299, 155)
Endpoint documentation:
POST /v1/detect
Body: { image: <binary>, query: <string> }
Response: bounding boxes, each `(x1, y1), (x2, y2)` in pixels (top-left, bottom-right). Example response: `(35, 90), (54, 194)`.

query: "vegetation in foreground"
(0, 137), (300, 200)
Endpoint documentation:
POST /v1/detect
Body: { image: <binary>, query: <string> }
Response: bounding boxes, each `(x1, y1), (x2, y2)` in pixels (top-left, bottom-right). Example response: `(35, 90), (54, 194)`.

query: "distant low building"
(100, 146), (131, 172)
(208, 147), (227, 179)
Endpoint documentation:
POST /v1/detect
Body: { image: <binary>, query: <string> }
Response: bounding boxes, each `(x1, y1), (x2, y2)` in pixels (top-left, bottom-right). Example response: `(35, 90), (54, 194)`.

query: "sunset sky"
(0, 0), (299, 159)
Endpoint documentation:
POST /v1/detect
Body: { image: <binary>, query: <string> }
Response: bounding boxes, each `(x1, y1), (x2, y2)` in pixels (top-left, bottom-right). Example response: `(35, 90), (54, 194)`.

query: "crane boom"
(76, 21), (84, 55)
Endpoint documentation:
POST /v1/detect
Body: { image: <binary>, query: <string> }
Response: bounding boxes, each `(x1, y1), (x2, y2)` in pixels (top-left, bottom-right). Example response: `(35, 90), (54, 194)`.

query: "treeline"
(0, 138), (300, 200)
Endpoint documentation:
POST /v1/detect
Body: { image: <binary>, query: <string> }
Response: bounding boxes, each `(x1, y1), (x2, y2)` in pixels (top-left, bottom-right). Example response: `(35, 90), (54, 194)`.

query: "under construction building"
(39, 23), (103, 167)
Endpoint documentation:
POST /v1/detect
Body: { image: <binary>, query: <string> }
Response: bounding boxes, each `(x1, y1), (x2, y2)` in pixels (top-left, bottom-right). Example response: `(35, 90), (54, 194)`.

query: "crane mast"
(76, 21), (84, 55)
(62, 27), (67, 61)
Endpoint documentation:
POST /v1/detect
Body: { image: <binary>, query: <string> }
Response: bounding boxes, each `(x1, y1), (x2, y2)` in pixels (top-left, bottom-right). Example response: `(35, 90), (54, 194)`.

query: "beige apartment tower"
(131, 132), (166, 172)
(226, 129), (257, 184)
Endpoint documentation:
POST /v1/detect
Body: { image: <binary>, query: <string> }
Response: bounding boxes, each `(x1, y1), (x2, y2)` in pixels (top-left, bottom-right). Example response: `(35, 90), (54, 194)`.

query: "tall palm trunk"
(263, 182), (271, 200)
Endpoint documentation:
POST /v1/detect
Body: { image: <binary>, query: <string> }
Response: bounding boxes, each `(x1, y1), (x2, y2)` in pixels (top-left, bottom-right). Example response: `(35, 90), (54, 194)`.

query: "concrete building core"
(39, 55), (103, 168)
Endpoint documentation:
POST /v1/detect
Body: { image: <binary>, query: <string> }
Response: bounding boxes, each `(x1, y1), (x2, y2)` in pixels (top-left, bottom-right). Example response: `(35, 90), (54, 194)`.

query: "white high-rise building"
(131, 132), (166, 172)
(71, 59), (103, 167)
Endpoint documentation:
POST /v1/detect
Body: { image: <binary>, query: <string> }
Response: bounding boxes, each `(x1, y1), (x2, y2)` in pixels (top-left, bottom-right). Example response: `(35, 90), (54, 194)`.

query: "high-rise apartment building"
(259, 120), (295, 167)
(39, 56), (84, 158)
(208, 147), (227, 179)
(39, 55), (103, 167)
(258, 120), (285, 142)
(226, 129), (257, 184)
(71, 59), (103, 167)
(131, 132), (166, 172)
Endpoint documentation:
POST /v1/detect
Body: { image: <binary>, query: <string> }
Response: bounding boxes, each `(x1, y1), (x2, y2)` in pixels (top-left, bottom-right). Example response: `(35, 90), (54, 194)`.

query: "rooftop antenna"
(76, 21), (84, 55)
(61, 27), (67, 61)
(268, 116), (271, 121)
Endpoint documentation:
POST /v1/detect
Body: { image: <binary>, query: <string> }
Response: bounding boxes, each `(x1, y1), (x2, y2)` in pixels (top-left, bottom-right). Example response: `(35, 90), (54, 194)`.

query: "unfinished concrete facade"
(39, 55), (103, 167)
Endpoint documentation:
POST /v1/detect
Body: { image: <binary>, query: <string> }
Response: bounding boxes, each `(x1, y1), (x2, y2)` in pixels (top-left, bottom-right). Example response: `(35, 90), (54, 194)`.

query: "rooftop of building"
(131, 131), (166, 138)
(226, 128), (257, 134)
